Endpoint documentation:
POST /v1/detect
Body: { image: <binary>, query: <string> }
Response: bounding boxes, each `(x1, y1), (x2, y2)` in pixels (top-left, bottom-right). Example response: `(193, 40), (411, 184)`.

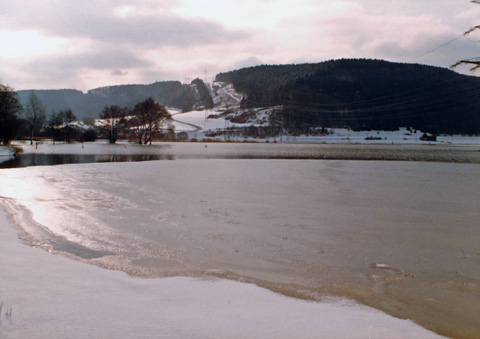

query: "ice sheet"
(0, 207), (441, 338)
(1, 149), (478, 337)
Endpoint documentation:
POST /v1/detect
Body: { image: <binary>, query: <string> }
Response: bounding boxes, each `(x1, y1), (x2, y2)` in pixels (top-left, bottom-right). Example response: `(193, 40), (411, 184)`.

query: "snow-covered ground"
(171, 109), (480, 145)
(0, 161), (444, 338)
(88, 81), (480, 146)
(0, 146), (15, 157)
(0, 147), (15, 166)
(166, 82), (480, 145)
(210, 82), (243, 109)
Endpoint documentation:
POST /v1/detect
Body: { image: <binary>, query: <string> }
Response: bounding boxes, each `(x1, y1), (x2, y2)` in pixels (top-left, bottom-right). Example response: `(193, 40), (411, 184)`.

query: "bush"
(81, 128), (97, 142)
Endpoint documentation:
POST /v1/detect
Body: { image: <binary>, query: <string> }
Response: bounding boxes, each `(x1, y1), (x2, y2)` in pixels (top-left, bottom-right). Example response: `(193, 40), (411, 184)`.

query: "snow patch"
(0, 146), (15, 157)
(210, 82), (243, 109)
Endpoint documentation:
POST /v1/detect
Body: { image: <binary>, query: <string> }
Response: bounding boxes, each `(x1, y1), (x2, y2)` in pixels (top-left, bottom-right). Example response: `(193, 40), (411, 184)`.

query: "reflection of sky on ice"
(0, 166), (117, 251)
(0, 161), (185, 259)
(0, 167), (56, 203)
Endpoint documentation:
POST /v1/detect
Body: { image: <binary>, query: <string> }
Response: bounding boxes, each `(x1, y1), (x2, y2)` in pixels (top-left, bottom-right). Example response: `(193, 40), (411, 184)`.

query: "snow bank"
(10, 140), (170, 155)
(0, 146), (14, 157)
(0, 208), (442, 338)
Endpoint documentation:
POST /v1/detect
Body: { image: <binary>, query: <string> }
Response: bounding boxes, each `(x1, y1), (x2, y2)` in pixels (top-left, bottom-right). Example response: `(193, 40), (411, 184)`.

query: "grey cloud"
(139, 69), (183, 84)
(21, 48), (152, 89)
(411, 37), (480, 70)
(230, 57), (264, 70)
(111, 69), (129, 76)
(27, 48), (153, 71)
(86, 16), (251, 47)
(372, 40), (411, 59)
(1, 1), (251, 48)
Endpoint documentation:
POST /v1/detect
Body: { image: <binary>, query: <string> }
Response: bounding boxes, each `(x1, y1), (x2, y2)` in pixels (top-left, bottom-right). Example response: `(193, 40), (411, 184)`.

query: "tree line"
(217, 59), (480, 135)
(16, 78), (213, 121)
(0, 84), (173, 145)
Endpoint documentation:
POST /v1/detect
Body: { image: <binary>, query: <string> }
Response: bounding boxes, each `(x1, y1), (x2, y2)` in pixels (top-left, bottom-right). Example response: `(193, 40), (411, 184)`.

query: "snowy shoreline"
(0, 205), (442, 338)
(0, 147), (15, 157)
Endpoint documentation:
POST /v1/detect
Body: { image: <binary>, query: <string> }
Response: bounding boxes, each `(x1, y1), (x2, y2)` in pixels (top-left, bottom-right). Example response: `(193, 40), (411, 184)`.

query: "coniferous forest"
(216, 59), (480, 134)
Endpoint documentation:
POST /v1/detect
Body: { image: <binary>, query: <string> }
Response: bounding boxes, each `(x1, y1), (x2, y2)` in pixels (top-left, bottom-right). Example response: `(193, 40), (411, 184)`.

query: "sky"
(1, 0), (480, 91)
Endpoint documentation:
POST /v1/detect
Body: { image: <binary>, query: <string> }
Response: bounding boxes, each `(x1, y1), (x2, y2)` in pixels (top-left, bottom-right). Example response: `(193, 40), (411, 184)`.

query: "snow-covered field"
(166, 83), (480, 145)
(171, 109), (480, 145)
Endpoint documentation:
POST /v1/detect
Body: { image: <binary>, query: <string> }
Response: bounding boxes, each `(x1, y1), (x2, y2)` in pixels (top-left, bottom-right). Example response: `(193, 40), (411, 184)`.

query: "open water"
(1, 142), (480, 168)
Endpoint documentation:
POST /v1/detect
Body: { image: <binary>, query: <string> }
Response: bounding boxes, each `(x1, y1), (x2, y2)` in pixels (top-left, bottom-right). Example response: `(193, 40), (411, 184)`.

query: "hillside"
(17, 80), (212, 120)
(216, 59), (480, 134)
(15, 59), (480, 134)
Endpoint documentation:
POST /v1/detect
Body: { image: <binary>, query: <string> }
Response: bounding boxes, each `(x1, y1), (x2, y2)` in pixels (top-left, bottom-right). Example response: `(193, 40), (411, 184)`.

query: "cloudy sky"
(1, 0), (480, 91)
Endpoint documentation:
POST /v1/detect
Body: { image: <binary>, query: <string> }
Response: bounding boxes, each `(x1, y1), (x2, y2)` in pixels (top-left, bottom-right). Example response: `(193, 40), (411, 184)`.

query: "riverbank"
(0, 205), (441, 338)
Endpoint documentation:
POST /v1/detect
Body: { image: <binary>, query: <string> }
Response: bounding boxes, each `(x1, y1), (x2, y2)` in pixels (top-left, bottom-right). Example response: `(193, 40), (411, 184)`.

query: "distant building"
(420, 133), (437, 142)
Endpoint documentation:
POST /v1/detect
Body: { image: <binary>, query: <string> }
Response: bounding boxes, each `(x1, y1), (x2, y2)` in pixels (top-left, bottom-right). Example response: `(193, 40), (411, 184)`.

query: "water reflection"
(0, 153), (175, 168)
(1, 143), (480, 168)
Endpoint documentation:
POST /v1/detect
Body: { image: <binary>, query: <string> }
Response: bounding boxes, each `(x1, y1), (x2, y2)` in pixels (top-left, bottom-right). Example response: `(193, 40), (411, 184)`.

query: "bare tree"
(451, 1), (480, 71)
(47, 112), (62, 143)
(25, 91), (46, 145)
(100, 105), (127, 144)
(55, 109), (78, 143)
(130, 98), (172, 145)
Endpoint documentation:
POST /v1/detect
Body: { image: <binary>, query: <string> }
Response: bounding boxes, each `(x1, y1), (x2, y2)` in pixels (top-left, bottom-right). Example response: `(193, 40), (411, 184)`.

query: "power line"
(407, 35), (463, 62)
(451, 1), (480, 70)
(406, 1), (473, 63)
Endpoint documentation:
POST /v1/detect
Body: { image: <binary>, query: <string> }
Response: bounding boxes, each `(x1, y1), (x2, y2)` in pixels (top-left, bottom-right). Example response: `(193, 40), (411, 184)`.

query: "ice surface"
(2, 142), (479, 336)
(0, 207), (442, 338)
(1, 153), (479, 336)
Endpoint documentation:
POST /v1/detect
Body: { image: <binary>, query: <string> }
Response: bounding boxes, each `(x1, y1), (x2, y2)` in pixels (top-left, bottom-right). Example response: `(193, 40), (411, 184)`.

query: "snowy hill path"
(171, 111), (203, 132)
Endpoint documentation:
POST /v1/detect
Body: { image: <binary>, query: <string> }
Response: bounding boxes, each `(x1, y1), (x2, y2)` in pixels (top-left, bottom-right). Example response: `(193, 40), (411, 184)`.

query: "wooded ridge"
(217, 59), (480, 134)
(16, 59), (480, 134)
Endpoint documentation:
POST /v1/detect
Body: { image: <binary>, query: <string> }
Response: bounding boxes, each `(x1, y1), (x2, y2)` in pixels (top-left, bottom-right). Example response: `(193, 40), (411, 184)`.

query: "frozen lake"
(1, 142), (479, 337)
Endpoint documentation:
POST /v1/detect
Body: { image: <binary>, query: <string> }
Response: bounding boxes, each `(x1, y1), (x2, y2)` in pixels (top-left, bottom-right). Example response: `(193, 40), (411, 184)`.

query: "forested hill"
(17, 80), (212, 119)
(215, 59), (480, 134)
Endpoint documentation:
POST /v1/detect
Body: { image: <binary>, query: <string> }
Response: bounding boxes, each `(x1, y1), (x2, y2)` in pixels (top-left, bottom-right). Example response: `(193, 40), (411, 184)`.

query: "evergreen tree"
(0, 84), (23, 144)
